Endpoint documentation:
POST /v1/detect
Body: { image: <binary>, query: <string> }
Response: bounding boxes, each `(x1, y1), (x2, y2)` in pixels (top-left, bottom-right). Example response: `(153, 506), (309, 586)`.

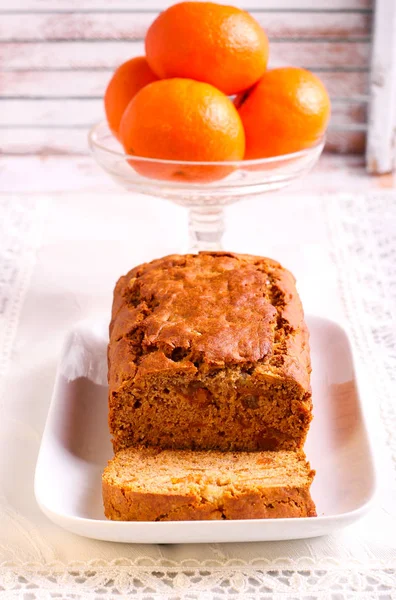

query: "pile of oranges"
(104, 1), (331, 182)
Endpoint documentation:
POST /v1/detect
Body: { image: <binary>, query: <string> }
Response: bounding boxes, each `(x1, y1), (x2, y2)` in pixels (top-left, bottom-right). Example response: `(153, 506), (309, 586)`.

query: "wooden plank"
(331, 100), (367, 125)
(0, 70), (112, 96)
(0, 0), (374, 12)
(0, 127), (366, 156)
(0, 98), (366, 127)
(366, 0), (396, 174)
(0, 70), (370, 98)
(326, 130), (365, 153)
(0, 128), (89, 155)
(0, 99), (105, 125)
(0, 41), (370, 70)
(0, 11), (371, 41)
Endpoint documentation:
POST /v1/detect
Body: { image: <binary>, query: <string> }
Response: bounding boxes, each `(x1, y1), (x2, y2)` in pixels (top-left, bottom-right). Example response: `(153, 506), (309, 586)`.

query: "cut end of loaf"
(108, 252), (312, 453)
(102, 447), (316, 521)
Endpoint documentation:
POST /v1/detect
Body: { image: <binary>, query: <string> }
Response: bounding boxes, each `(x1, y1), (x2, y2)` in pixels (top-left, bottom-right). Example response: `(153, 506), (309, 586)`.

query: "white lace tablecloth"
(0, 190), (395, 599)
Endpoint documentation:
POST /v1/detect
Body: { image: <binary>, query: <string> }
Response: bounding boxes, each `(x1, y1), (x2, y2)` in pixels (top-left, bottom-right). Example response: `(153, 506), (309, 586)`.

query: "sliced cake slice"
(102, 447), (316, 521)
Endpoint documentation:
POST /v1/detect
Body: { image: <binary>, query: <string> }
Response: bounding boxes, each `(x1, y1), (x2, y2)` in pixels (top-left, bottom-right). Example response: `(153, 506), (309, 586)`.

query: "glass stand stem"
(188, 206), (225, 253)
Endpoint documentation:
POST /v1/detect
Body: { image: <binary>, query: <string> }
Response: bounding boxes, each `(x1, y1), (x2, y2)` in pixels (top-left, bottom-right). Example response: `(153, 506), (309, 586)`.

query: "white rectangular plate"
(35, 315), (376, 543)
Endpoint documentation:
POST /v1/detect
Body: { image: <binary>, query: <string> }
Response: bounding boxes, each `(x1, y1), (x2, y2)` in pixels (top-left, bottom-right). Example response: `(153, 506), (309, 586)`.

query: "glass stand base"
(188, 206), (225, 253)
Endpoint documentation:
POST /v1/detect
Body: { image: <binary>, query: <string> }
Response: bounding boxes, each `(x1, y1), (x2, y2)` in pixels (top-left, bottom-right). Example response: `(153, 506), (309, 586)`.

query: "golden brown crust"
(108, 252), (312, 453)
(102, 446), (316, 521)
(110, 251), (308, 370)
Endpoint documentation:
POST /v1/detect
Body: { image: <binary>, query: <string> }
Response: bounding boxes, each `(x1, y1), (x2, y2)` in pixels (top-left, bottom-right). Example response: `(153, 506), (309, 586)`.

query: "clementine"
(145, 2), (269, 96)
(104, 56), (158, 140)
(119, 78), (245, 182)
(236, 67), (331, 159)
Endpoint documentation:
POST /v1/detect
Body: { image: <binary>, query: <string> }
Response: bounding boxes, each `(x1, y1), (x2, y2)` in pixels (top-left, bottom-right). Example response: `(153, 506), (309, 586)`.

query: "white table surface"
(0, 154), (395, 599)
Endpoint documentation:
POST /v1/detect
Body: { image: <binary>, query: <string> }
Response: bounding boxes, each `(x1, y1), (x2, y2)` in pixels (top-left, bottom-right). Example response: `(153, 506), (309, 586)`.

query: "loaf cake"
(102, 446), (316, 521)
(108, 252), (312, 453)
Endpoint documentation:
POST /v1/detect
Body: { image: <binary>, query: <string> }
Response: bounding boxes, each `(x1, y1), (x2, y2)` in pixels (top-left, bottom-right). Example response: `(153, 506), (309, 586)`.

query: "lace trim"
(1, 558), (395, 598)
(2, 556), (396, 568)
(326, 192), (396, 471)
(0, 196), (49, 403)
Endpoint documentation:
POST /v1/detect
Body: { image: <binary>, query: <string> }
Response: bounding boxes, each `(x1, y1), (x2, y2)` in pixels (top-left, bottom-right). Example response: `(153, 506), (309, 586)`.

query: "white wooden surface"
(1, 12), (371, 41)
(1, 154), (393, 193)
(0, 0), (372, 157)
(366, 0), (396, 174)
(0, 0), (374, 9)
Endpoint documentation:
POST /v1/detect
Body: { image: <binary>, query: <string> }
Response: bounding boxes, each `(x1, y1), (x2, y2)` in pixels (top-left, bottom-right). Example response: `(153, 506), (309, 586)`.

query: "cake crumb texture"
(102, 446), (317, 521)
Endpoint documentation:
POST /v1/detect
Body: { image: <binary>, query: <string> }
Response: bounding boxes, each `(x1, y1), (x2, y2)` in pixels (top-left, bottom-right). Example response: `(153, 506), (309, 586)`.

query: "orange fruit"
(145, 2), (269, 96)
(104, 56), (158, 140)
(236, 67), (331, 159)
(120, 78), (245, 182)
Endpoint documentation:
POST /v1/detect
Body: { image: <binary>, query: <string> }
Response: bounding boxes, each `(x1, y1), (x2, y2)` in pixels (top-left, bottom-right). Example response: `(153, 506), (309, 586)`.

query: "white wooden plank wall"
(0, 0), (373, 156)
(366, 0), (396, 173)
